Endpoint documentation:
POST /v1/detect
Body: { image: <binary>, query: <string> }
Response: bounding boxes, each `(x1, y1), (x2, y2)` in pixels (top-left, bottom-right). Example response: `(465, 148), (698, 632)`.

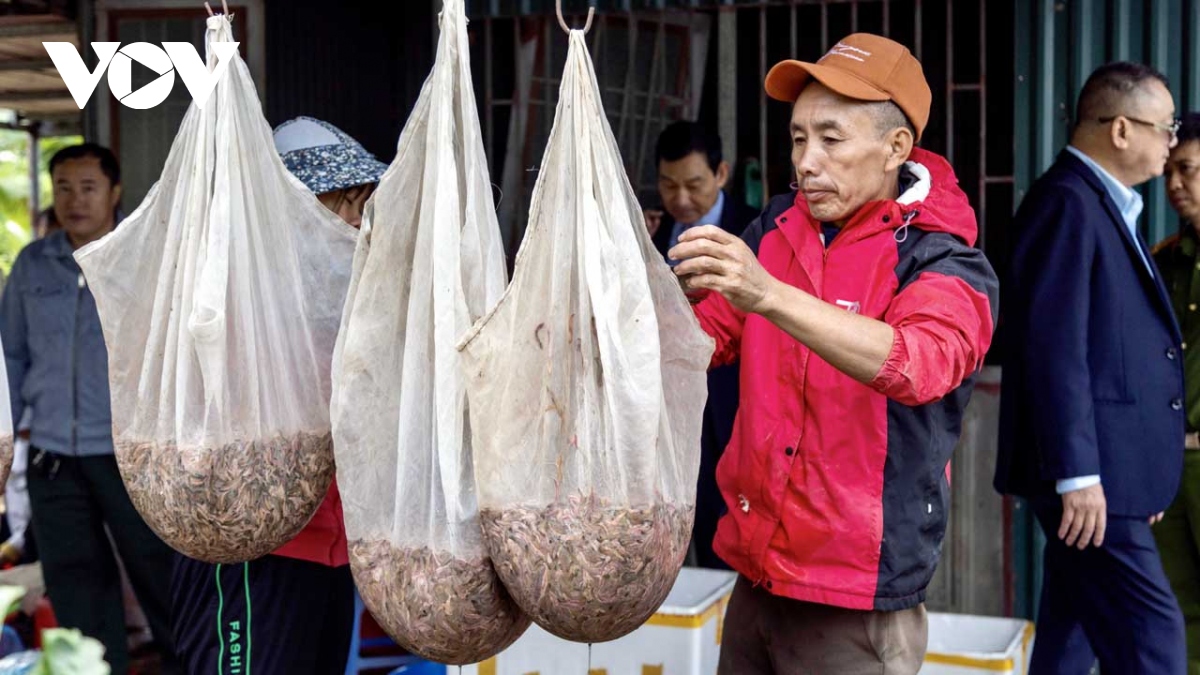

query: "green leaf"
(0, 585), (23, 616)
(30, 628), (111, 675)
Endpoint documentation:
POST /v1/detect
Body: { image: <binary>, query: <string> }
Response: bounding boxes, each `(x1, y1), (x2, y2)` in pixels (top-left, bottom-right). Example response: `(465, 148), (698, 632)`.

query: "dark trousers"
(717, 576), (927, 675)
(26, 449), (180, 675)
(693, 363), (738, 571)
(693, 407), (732, 570)
(1031, 501), (1187, 674)
(171, 554), (356, 675)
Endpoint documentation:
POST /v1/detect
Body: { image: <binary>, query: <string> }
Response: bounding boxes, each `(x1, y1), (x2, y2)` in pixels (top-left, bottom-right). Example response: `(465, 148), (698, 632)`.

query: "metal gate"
(466, 0), (1014, 272)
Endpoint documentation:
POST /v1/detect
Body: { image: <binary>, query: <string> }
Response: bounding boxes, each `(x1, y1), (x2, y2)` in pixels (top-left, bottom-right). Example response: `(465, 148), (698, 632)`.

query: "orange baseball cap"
(764, 33), (932, 141)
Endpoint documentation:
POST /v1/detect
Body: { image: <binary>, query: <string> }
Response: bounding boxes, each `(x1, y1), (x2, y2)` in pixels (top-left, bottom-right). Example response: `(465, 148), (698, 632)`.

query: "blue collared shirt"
(1066, 145), (1152, 273)
(668, 191), (726, 267)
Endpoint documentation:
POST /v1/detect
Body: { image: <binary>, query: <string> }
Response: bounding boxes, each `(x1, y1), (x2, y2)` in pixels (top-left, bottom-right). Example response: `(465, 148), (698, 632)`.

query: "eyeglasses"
(1098, 115), (1182, 140)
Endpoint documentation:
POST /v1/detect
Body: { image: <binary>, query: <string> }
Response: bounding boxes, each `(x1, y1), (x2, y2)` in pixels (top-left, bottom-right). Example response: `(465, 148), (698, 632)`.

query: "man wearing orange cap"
(670, 34), (998, 673)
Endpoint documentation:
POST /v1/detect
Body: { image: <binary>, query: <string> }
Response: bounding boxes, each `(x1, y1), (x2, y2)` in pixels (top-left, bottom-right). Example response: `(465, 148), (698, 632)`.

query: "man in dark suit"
(647, 122), (760, 263)
(996, 62), (1187, 674)
(646, 121), (756, 569)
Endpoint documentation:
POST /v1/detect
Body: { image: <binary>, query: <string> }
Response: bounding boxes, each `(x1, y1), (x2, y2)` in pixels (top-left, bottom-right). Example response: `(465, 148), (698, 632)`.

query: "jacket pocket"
(23, 283), (71, 337)
(1090, 303), (1131, 402)
(920, 468), (950, 570)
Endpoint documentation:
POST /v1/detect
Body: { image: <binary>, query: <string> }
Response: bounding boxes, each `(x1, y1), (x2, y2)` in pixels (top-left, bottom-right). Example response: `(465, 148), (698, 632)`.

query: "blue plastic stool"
(344, 591), (446, 675)
(0, 628), (21, 660)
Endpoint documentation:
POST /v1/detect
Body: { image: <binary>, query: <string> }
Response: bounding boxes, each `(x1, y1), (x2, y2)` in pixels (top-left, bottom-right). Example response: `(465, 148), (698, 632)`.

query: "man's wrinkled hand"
(1060, 483), (1107, 549)
(669, 225), (776, 314)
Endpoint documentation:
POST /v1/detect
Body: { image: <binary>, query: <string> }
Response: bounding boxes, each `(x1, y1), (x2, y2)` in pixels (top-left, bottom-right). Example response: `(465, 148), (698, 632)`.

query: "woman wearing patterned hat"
(169, 117), (388, 675)
(273, 116), (389, 228)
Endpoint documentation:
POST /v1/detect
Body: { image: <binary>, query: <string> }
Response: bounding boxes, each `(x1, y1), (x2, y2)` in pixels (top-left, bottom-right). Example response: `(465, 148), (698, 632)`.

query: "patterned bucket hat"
(272, 116), (389, 195)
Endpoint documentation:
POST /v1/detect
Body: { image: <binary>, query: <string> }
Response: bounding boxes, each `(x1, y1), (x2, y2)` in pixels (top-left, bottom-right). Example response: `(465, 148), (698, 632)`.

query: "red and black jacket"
(271, 479), (349, 567)
(695, 148), (998, 611)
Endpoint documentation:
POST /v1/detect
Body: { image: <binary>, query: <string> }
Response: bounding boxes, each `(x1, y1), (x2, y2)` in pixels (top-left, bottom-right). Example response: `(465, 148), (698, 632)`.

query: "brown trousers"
(717, 576), (928, 675)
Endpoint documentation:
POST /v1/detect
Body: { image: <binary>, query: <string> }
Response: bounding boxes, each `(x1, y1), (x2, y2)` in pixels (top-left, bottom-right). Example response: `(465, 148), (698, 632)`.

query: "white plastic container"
(465, 567), (738, 675)
(920, 613), (1035, 675)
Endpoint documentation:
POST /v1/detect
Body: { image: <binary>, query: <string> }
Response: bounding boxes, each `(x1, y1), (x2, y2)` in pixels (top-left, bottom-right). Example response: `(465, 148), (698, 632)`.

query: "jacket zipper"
(71, 272), (83, 456)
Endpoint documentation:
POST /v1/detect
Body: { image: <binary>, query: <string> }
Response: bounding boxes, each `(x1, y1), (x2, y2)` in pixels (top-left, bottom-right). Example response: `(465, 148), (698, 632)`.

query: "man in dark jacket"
(648, 122), (760, 263)
(996, 62), (1186, 674)
(647, 121), (755, 569)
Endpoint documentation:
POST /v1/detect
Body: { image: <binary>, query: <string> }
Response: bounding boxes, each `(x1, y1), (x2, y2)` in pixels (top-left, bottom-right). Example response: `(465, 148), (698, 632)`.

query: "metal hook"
(555, 0), (595, 34)
(204, 0), (232, 18)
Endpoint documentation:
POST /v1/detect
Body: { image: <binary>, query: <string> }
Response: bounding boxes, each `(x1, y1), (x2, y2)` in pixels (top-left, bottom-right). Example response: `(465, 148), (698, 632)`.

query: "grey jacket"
(0, 230), (114, 456)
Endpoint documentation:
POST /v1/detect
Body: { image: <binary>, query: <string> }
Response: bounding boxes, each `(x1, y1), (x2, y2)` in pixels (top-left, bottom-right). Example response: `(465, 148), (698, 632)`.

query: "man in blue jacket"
(996, 62), (1187, 674)
(0, 144), (179, 674)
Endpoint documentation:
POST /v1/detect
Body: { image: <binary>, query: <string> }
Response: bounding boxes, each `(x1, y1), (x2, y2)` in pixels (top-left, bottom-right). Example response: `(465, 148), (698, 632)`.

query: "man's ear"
(1111, 117), (1132, 150)
(715, 160), (731, 189)
(884, 127), (915, 173)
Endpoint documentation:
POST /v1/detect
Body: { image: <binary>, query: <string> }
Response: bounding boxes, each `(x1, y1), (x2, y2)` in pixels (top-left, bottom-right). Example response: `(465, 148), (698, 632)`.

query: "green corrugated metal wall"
(1015, 0), (1200, 246)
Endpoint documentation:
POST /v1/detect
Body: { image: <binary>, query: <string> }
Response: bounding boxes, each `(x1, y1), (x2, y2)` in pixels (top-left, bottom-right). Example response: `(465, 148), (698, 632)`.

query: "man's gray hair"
(867, 100), (916, 139)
